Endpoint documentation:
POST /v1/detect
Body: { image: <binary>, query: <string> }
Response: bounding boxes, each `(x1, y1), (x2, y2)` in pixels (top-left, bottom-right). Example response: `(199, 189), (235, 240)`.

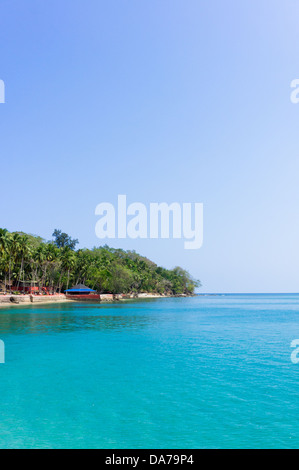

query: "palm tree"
(0, 229), (9, 291)
(44, 244), (60, 293)
(17, 235), (31, 292)
(33, 245), (45, 293)
(75, 250), (92, 285)
(10, 233), (23, 290)
(0, 228), (8, 254)
(61, 247), (76, 291)
(5, 232), (16, 294)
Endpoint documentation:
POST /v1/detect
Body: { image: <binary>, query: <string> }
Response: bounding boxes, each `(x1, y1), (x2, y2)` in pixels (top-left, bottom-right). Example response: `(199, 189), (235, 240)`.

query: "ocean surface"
(0, 294), (299, 449)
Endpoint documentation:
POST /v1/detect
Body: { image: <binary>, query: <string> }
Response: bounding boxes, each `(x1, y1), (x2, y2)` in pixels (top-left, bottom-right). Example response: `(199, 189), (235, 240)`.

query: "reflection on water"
(0, 301), (161, 336)
(1, 294), (299, 337)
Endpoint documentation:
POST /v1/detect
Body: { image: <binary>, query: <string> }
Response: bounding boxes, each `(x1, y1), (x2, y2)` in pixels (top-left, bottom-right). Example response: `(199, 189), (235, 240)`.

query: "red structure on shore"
(11, 281), (50, 294)
(65, 283), (101, 300)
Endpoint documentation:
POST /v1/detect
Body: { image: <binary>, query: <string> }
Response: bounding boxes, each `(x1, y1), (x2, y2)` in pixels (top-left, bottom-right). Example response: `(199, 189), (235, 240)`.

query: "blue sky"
(1, 0), (299, 292)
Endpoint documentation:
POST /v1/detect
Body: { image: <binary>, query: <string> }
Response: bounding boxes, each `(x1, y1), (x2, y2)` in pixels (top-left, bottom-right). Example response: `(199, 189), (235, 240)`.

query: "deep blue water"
(0, 294), (299, 448)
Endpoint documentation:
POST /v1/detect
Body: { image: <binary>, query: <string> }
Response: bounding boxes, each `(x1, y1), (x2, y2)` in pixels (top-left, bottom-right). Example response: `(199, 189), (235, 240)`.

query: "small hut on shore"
(65, 284), (99, 300)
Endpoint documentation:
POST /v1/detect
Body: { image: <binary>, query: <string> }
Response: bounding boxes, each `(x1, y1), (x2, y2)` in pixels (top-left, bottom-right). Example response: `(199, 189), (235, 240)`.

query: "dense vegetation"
(0, 229), (200, 295)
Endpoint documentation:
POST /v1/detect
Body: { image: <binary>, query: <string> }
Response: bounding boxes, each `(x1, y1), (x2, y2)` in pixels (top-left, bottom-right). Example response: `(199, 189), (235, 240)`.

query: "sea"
(0, 294), (299, 449)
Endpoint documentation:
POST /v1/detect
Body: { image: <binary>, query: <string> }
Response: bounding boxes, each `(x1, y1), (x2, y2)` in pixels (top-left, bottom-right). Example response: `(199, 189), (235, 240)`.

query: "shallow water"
(0, 294), (299, 448)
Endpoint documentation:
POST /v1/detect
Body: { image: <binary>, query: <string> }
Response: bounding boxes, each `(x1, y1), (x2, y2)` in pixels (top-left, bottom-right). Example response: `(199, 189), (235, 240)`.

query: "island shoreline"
(0, 292), (193, 309)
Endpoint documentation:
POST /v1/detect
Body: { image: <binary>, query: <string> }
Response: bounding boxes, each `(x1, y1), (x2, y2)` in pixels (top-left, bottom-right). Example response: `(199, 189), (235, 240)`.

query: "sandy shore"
(0, 292), (190, 309)
(0, 294), (74, 308)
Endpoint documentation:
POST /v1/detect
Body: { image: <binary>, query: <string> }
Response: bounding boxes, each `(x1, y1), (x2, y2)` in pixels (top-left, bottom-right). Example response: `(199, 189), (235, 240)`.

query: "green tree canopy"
(0, 228), (200, 295)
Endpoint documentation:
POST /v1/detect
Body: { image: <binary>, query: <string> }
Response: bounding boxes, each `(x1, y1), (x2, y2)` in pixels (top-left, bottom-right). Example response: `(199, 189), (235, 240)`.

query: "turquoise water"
(0, 294), (299, 449)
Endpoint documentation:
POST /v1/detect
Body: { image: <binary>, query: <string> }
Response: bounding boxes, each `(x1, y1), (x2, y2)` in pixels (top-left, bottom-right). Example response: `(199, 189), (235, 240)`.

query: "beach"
(0, 292), (183, 308)
(0, 294), (73, 308)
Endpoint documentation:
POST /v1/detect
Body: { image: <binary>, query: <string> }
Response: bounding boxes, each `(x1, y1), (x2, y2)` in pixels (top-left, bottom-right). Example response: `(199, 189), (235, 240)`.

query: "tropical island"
(0, 228), (200, 305)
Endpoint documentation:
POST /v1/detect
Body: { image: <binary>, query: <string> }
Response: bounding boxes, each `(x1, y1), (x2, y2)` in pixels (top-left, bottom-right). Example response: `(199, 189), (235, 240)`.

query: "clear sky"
(1, 0), (299, 293)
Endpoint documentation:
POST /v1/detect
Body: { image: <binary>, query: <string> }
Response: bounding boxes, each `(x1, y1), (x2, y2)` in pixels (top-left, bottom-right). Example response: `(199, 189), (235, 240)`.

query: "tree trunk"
(8, 258), (11, 294)
(17, 257), (24, 291)
(66, 270), (70, 291)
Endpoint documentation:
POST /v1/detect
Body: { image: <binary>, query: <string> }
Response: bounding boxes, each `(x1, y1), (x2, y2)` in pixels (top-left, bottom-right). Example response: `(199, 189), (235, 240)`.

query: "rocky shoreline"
(0, 294), (71, 307)
(0, 292), (192, 308)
